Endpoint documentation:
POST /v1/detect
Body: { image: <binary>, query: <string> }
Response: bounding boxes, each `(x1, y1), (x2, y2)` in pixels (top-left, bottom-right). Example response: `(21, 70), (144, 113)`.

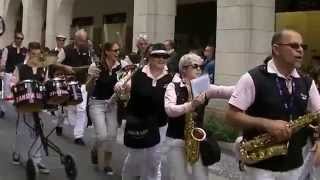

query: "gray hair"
(178, 53), (203, 73)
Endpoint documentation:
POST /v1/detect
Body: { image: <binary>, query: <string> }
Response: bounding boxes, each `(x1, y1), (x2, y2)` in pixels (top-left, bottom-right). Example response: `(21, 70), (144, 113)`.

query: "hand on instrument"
(64, 65), (75, 74)
(263, 119), (292, 143)
(191, 93), (206, 109)
(88, 64), (101, 79)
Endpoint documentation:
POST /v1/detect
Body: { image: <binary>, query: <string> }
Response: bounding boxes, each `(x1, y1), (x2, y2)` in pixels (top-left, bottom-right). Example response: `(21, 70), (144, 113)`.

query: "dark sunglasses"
(111, 49), (120, 52)
(151, 54), (169, 59)
(15, 37), (24, 40)
(276, 43), (308, 50)
(185, 64), (203, 70)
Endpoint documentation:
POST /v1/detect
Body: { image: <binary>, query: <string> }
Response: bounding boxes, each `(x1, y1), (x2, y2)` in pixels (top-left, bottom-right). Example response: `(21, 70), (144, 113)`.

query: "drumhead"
(18, 79), (39, 84)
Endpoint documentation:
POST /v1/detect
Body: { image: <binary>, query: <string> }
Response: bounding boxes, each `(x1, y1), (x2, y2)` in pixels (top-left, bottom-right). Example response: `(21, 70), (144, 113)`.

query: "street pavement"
(0, 102), (236, 180)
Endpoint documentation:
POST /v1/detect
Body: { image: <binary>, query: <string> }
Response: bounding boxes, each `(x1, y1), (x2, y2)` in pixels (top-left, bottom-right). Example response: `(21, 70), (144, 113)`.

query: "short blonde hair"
(178, 53), (203, 73)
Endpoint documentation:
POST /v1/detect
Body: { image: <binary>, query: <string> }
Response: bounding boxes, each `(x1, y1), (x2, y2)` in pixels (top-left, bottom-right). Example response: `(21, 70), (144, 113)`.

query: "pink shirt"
(229, 59), (320, 113)
(165, 74), (234, 117)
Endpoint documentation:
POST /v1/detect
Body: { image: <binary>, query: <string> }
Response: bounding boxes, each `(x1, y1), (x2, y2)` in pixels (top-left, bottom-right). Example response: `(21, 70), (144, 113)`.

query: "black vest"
(91, 63), (122, 100)
(17, 64), (45, 82)
(166, 82), (208, 139)
(62, 45), (90, 84)
(5, 45), (27, 73)
(124, 68), (173, 148)
(245, 65), (312, 171)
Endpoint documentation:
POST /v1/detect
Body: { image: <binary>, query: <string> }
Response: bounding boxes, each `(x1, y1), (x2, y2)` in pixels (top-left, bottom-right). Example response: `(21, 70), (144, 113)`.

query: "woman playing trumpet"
(164, 53), (234, 180)
(86, 42), (128, 174)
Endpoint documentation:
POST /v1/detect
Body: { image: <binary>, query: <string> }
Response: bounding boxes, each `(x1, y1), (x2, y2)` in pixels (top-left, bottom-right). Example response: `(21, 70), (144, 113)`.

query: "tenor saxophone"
(240, 112), (320, 164)
(184, 84), (206, 164)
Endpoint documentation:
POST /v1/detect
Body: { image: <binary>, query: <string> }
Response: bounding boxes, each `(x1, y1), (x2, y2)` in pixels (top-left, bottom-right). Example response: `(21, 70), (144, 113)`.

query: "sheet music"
(191, 74), (210, 97)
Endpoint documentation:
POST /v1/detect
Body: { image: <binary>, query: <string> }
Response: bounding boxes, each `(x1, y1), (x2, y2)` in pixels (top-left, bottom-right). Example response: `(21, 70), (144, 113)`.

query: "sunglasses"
(15, 37), (24, 40)
(111, 49), (120, 52)
(185, 64), (203, 70)
(151, 54), (169, 59)
(276, 43), (308, 50)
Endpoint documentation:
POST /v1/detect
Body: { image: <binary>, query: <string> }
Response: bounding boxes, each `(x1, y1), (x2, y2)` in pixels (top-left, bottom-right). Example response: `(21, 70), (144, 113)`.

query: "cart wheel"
(63, 154), (77, 180)
(26, 159), (37, 180)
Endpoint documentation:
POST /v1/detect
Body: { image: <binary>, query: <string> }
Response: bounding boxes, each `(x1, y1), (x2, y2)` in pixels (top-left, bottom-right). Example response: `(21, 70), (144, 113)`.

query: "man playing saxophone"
(226, 29), (320, 180)
(164, 53), (234, 180)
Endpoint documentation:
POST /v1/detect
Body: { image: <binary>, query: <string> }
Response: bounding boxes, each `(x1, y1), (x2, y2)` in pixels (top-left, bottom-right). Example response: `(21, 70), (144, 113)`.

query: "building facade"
(0, 0), (275, 86)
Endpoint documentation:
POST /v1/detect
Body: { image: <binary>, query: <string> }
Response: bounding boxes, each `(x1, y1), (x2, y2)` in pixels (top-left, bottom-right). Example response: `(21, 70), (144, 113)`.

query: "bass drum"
(65, 81), (83, 106)
(12, 80), (45, 112)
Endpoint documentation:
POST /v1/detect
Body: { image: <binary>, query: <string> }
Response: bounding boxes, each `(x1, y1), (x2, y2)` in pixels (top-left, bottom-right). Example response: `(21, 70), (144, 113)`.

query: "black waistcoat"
(245, 65), (312, 171)
(124, 69), (173, 148)
(17, 64), (45, 82)
(92, 64), (121, 100)
(62, 45), (90, 84)
(166, 82), (208, 140)
(5, 45), (28, 73)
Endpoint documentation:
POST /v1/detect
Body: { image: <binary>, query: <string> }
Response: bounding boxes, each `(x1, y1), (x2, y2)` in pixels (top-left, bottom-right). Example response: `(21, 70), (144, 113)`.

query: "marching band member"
(11, 42), (49, 174)
(115, 43), (173, 180)
(86, 41), (128, 174)
(57, 29), (91, 145)
(164, 53), (233, 180)
(0, 32), (27, 115)
(226, 29), (320, 180)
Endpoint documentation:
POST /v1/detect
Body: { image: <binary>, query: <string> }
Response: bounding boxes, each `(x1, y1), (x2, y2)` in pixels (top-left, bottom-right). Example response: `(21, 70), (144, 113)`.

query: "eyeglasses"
(112, 49), (120, 52)
(184, 64), (203, 70)
(15, 37), (24, 40)
(151, 54), (169, 59)
(276, 43), (308, 50)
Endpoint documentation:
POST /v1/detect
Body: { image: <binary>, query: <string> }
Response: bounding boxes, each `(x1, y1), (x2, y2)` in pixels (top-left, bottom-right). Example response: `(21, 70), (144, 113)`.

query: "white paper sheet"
(191, 74), (210, 97)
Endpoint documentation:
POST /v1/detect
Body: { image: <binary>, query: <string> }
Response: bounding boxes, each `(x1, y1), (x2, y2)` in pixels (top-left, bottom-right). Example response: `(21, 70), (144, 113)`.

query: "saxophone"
(240, 112), (320, 165)
(184, 83), (207, 164)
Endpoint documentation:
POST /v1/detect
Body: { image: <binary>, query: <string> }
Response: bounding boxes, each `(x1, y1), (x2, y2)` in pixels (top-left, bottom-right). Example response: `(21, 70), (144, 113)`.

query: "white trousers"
(88, 98), (118, 150)
(3, 72), (12, 98)
(166, 137), (208, 180)
(64, 85), (88, 139)
(122, 144), (162, 180)
(15, 112), (44, 164)
(242, 166), (303, 180)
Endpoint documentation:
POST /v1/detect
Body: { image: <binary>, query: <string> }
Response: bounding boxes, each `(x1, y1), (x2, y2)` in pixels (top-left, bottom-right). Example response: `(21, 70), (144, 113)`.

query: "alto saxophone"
(240, 112), (320, 165)
(184, 83), (206, 164)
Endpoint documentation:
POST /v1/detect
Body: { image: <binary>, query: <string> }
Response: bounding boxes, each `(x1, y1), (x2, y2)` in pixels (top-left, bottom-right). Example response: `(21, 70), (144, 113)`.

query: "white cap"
(56, 34), (67, 39)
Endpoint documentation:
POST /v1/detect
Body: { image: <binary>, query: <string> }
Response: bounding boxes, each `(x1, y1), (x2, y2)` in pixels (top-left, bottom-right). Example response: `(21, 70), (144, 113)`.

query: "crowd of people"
(0, 28), (319, 180)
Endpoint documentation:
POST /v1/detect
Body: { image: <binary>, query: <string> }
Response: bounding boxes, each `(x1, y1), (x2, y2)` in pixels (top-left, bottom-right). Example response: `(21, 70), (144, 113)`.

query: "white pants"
(64, 85), (88, 139)
(242, 166), (303, 180)
(3, 72), (12, 98)
(15, 112), (44, 164)
(88, 98), (118, 150)
(299, 140), (320, 180)
(166, 137), (208, 180)
(122, 144), (162, 180)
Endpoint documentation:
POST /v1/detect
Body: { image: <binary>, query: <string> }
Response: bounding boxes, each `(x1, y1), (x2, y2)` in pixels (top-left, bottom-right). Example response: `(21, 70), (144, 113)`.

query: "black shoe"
(37, 163), (50, 174)
(0, 110), (5, 118)
(104, 166), (113, 175)
(91, 149), (98, 164)
(12, 152), (21, 165)
(74, 138), (85, 146)
(56, 126), (63, 136)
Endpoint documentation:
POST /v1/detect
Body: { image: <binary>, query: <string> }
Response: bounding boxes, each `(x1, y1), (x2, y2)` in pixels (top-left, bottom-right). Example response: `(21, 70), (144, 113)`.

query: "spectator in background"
(203, 45), (215, 84)
(164, 39), (179, 74)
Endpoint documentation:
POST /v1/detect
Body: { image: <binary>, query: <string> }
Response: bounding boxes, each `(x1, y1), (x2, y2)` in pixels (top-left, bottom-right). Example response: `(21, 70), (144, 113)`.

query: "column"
(215, 0), (275, 85)
(133, 0), (176, 51)
(56, 0), (75, 44)
(45, 0), (58, 49)
(0, 0), (21, 48)
(209, 0), (275, 110)
(21, 0), (45, 45)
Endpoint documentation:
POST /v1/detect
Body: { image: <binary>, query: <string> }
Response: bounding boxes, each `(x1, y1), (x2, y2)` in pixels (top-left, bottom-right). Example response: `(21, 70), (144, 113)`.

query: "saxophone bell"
(191, 127), (206, 141)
